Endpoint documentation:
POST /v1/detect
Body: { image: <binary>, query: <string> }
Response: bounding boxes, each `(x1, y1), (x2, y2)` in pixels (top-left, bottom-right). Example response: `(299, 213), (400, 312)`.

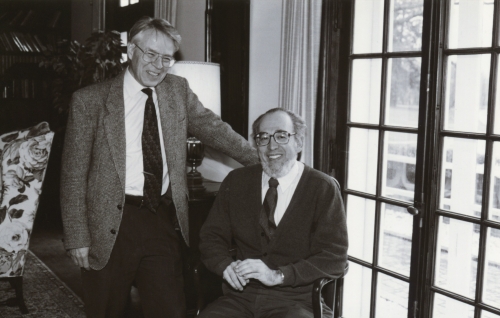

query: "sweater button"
(263, 252), (268, 256)
(110, 229), (116, 235)
(261, 232), (265, 236)
(117, 204), (122, 210)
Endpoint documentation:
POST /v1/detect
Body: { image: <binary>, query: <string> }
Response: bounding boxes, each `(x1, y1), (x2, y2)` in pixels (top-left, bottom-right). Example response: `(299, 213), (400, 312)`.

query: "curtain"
(155, 0), (178, 26)
(279, 0), (323, 166)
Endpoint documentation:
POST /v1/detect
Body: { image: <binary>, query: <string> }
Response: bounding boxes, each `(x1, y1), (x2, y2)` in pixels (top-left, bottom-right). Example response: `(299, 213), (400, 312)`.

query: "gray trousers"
(198, 284), (333, 318)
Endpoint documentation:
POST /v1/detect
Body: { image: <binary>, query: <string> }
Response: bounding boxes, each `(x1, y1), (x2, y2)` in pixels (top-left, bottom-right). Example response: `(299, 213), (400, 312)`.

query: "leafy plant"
(40, 30), (124, 122)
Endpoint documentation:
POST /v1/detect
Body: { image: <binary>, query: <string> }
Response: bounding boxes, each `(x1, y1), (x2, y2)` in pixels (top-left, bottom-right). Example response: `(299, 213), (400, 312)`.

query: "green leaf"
(0, 206), (7, 224)
(9, 194), (28, 206)
(9, 209), (24, 219)
(1, 132), (19, 143)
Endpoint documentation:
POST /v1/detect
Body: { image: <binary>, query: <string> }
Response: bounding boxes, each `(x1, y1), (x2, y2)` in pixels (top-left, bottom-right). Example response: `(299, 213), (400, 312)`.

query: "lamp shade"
(168, 61), (221, 116)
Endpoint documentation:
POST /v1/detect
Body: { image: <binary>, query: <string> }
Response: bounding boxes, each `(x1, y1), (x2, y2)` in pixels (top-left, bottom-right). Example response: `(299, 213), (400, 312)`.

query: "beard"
(261, 158), (296, 179)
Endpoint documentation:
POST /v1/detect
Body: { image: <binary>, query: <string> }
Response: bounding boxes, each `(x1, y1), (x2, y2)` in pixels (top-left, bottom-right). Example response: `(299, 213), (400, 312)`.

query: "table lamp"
(168, 61), (221, 192)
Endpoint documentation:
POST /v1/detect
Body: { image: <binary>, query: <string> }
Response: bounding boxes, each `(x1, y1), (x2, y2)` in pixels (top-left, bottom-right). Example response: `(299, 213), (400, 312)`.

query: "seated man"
(199, 108), (348, 318)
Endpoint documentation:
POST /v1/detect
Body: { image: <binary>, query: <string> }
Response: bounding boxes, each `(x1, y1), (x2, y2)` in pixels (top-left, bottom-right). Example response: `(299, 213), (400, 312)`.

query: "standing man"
(199, 108), (348, 318)
(60, 17), (258, 317)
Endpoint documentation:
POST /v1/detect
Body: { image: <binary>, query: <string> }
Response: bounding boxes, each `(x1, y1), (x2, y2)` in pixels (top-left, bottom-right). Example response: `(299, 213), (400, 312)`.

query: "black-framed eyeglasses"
(254, 131), (296, 146)
(134, 44), (175, 68)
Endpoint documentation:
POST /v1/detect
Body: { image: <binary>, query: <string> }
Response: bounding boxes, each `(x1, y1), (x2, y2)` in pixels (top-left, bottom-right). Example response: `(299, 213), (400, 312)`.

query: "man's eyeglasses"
(134, 44), (175, 68)
(254, 131), (296, 146)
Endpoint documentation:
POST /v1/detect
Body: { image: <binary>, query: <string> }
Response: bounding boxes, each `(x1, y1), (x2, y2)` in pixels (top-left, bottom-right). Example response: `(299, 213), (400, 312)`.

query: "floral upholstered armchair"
(0, 122), (54, 313)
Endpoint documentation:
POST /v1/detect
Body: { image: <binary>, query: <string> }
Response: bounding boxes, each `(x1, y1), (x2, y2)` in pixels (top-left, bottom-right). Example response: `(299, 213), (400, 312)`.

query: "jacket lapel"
(155, 76), (178, 165)
(103, 72), (127, 188)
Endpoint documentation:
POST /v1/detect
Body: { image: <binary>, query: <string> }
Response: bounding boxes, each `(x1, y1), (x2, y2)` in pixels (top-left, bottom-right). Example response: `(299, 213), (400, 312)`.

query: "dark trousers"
(198, 285), (333, 318)
(81, 195), (186, 318)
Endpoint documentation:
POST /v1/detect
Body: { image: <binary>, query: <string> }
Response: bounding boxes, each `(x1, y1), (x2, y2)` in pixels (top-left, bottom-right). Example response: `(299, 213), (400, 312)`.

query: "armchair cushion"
(0, 122), (54, 277)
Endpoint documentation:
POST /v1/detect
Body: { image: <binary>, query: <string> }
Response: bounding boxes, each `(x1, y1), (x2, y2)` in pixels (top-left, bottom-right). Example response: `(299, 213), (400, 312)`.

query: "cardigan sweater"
(199, 164), (348, 294)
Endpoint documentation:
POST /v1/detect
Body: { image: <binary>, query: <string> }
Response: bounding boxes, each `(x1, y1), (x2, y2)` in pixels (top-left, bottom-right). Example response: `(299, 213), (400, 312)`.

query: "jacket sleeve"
(199, 175), (235, 276)
(60, 92), (94, 250)
(278, 179), (348, 286)
(183, 80), (259, 166)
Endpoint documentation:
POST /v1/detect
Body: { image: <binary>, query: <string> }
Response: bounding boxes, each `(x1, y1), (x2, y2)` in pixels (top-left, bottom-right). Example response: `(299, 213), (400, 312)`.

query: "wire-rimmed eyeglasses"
(134, 43), (176, 68)
(254, 131), (296, 146)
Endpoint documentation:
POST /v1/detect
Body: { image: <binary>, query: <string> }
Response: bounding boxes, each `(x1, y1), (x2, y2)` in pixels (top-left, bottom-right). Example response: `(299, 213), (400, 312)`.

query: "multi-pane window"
(431, 1), (500, 317)
(340, 0), (500, 317)
(343, 0), (424, 317)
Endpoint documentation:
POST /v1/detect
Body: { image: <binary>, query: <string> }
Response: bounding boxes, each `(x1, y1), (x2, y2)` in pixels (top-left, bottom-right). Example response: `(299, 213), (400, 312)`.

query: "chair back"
(0, 122), (54, 277)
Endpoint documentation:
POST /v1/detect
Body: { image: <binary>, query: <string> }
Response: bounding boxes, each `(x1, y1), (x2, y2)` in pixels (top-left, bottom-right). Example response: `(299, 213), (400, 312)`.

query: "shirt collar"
(124, 67), (156, 98)
(262, 161), (299, 192)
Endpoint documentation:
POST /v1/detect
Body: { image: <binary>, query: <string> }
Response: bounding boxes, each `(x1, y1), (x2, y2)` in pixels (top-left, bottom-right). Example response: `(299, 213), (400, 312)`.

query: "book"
(48, 11), (61, 29)
(9, 10), (25, 26)
(20, 10), (36, 27)
(33, 35), (47, 52)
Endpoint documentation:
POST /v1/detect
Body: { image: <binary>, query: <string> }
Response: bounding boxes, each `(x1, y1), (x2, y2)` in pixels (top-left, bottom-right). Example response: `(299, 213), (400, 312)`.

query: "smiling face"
(127, 29), (176, 87)
(257, 111), (303, 178)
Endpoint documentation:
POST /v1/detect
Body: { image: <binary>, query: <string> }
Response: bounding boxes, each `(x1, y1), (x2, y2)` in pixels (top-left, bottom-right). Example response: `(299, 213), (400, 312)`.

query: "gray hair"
(252, 108), (306, 145)
(129, 16), (182, 51)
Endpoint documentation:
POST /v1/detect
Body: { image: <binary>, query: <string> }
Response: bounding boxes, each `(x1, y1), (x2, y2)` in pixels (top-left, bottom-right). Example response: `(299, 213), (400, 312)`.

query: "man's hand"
(235, 259), (283, 286)
(222, 261), (249, 291)
(67, 247), (90, 270)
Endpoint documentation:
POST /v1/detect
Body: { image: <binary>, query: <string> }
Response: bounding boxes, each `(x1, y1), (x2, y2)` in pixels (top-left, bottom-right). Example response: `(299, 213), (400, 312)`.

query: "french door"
(336, 0), (500, 317)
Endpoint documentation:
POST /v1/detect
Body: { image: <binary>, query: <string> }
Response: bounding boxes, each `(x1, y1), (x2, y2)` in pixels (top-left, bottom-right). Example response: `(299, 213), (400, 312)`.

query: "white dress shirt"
(261, 161), (305, 225)
(123, 68), (169, 196)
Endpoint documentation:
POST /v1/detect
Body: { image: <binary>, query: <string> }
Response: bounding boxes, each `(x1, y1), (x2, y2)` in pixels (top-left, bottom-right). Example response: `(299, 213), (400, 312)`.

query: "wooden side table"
(183, 180), (223, 317)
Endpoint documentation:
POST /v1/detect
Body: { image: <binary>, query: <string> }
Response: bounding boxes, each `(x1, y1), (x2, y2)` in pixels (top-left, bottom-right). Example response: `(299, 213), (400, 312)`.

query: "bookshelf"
(0, 0), (70, 133)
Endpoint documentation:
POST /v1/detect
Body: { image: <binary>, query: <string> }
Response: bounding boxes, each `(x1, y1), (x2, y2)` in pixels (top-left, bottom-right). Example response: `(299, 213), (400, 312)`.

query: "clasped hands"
(222, 259), (283, 291)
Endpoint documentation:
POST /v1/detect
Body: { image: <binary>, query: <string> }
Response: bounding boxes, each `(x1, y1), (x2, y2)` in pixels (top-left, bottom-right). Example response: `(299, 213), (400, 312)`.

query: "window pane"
(447, 0), (494, 49)
(350, 59), (382, 124)
(375, 273), (408, 318)
(388, 0), (423, 52)
(385, 58), (421, 128)
(482, 310), (500, 318)
(443, 54), (490, 133)
(382, 132), (417, 202)
(343, 262), (372, 318)
(440, 138), (485, 217)
(120, 0), (128, 7)
(348, 128), (379, 194)
(379, 203), (413, 276)
(433, 293), (475, 318)
(353, 0), (384, 54)
(347, 195), (375, 263)
(489, 142), (500, 222)
(434, 217), (479, 299)
(483, 227), (500, 309)
(494, 57), (500, 135)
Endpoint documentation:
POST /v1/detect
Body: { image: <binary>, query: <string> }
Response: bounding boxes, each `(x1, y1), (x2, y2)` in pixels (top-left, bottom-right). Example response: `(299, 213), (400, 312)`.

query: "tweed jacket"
(200, 164), (348, 294)
(60, 71), (258, 270)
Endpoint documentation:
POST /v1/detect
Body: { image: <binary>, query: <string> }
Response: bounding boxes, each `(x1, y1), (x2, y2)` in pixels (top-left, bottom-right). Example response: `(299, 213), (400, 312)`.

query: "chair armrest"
(312, 262), (350, 318)
(313, 277), (335, 318)
(193, 261), (206, 316)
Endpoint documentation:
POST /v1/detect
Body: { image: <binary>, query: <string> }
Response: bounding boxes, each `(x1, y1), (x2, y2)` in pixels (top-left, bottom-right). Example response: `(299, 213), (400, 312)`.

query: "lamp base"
(187, 170), (206, 193)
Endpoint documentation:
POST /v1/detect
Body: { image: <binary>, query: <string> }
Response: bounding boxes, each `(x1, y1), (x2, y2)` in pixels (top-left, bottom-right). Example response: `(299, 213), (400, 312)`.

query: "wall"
(71, 0), (95, 43)
(175, 0), (206, 62)
(173, 0), (284, 136)
(247, 0), (283, 137)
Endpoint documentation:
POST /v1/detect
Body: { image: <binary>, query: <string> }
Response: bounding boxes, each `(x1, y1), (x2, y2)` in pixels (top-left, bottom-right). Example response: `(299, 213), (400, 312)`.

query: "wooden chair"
(193, 261), (349, 318)
(312, 262), (349, 318)
(0, 122), (54, 314)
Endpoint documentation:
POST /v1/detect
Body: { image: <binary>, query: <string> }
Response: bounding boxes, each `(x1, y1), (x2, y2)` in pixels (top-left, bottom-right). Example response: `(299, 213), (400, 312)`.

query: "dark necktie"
(141, 88), (163, 212)
(264, 178), (279, 229)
